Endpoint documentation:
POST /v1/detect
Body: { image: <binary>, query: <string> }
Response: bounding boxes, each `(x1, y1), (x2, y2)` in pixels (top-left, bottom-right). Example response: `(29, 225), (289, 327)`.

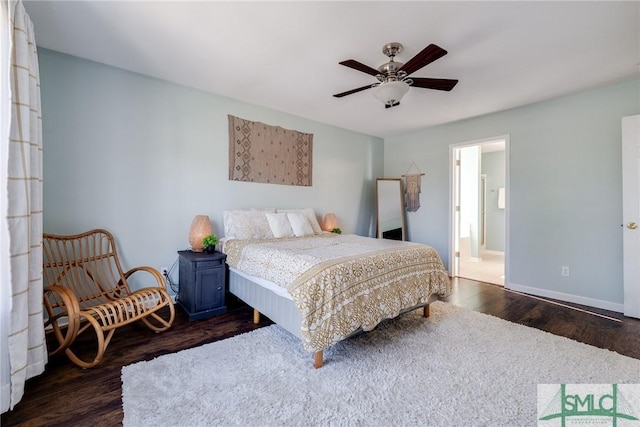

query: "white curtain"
(1, 0), (46, 411)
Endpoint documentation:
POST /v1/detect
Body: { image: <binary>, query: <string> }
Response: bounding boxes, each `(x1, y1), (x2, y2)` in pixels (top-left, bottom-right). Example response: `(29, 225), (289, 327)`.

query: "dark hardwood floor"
(3, 277), (639, 426)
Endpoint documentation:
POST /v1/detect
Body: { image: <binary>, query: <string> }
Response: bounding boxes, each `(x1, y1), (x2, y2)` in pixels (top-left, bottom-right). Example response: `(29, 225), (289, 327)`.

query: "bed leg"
(314, 351), (323, 369)
(253, 309), (260, 324)
(423, 304), (430, 318)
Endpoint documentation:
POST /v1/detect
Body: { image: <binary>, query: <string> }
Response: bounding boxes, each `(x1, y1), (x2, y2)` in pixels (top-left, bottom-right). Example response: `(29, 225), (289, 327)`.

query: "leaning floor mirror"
(376, 178), (406, 240)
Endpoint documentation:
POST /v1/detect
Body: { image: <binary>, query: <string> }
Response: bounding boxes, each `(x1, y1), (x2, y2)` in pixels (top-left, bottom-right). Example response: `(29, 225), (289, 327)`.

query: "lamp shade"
(189, 215), (212, 252)
(322, 213), (338, 232)
(374, 81), (410, 106)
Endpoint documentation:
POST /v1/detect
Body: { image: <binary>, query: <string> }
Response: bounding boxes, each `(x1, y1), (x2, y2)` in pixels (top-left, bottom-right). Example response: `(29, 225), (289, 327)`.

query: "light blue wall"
(37, 47), (640, 311)
(482, 150), (505, 252)
(38, 49), (383, 290)
(385, 78), (640, 311)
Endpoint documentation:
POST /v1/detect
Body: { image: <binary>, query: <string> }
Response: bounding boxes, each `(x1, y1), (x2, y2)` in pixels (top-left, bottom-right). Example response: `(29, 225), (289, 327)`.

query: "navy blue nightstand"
(177, 250), (227, 320)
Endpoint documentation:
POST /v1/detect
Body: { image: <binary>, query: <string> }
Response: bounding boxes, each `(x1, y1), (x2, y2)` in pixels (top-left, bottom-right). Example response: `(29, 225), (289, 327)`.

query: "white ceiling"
(23, 1), (640, 138)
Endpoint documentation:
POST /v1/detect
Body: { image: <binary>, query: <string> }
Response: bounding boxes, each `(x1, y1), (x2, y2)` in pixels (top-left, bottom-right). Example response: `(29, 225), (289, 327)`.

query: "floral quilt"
(224, 234), (451, 351)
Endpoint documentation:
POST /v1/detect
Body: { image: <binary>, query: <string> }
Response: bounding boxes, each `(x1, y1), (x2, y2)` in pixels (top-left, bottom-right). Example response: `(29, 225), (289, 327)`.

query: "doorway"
(450, 137), (508, 286)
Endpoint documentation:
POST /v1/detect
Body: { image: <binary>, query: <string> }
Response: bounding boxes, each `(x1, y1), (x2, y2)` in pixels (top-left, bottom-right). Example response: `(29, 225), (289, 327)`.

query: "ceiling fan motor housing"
(377, 61), (404, 79)
(377, 42), (406, 82)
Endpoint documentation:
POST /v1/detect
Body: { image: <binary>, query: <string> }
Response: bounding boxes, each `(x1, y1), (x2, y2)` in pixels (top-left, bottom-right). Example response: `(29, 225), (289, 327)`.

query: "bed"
(221, 208), (451, 368)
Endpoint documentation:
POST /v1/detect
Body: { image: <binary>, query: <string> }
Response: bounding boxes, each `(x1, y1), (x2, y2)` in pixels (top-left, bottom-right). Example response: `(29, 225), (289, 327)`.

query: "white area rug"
(121, 302), (639, 426)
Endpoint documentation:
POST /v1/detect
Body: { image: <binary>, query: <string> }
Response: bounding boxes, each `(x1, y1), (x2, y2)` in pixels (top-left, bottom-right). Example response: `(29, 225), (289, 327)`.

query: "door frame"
(449, 135), (510, 288)
(481, 174), (487, 248)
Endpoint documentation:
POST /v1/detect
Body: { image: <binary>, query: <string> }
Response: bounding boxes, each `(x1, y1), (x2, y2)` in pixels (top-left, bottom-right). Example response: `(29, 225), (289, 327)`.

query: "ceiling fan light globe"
(374, 81), (410, 107)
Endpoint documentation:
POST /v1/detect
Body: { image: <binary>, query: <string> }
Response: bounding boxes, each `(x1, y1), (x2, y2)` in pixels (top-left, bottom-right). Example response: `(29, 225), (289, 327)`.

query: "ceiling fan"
(333, 42), (458, 108)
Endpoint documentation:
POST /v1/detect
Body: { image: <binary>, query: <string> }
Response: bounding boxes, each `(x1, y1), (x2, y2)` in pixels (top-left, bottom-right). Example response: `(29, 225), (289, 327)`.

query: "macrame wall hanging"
(402, 162), (425, 212)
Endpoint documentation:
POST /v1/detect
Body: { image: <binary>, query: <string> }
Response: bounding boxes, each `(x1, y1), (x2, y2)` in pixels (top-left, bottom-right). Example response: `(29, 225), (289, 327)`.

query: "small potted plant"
(331, 227), (342, 234)
(202, 234), (219, 254)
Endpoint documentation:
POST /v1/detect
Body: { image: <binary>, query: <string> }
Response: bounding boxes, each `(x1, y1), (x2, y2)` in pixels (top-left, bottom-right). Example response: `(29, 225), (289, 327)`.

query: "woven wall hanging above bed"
(228, 115), (313, 186)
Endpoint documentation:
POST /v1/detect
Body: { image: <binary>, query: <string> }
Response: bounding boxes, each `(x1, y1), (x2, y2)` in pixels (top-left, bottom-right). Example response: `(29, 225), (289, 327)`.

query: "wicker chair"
(42, 229), (175, 368)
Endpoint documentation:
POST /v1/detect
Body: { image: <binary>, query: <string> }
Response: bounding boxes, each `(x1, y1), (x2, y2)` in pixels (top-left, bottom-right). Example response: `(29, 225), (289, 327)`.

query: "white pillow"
(277, 208), (322, 234)
(223, 210), (274, 240)
(265, 213), (295, 238)
(287, 213), (315, 237)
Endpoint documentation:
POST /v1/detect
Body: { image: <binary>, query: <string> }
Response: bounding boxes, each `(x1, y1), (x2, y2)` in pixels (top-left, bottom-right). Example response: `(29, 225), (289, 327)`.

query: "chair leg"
(63, 314), (109, 369)
(44, 286), (80, 356)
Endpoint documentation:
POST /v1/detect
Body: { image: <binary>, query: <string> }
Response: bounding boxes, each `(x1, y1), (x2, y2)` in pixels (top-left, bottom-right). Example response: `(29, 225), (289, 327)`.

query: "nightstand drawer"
(196, 260), (222, 269)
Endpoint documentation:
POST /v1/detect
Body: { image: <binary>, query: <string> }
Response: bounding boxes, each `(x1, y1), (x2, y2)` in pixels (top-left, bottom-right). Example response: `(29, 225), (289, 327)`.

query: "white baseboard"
(507, 282), (624, 313)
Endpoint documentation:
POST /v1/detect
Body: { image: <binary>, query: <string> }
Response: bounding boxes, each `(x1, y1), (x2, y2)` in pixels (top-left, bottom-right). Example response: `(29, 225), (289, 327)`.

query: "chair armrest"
(122, 266), (167, 290)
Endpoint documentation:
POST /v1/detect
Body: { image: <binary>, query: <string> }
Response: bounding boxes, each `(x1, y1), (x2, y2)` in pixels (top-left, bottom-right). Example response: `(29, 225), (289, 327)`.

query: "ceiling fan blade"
(410, 78), (459, 91)
(339, 60), (380, 76)
(333, 85), (373, 98)
(399, 44), (448, 76)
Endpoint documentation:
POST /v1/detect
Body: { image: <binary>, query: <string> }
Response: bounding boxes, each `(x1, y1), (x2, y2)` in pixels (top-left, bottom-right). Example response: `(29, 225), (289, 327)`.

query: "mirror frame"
(376, 178), (406, 240)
